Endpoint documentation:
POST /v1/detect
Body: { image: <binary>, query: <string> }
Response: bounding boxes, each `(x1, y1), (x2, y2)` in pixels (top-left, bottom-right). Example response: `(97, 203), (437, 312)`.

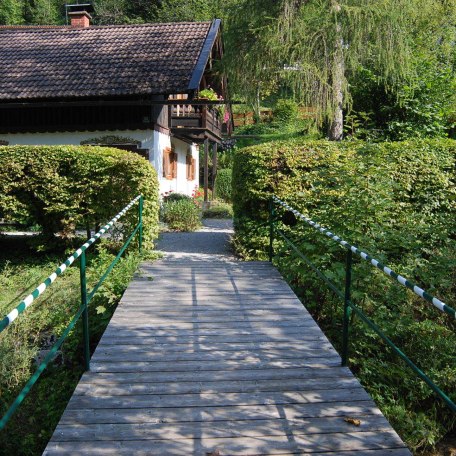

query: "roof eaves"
(187, 19), (221, 92)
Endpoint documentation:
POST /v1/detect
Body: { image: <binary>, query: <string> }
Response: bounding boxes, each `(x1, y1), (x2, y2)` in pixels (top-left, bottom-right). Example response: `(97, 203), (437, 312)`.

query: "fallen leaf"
(344, 417), (361, 426)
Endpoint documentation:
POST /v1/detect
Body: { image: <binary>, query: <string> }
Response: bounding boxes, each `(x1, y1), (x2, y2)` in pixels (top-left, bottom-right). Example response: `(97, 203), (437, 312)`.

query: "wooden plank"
(103, 320), (315, 331)
(66, 388), (371, 410)
(74, 366), (356, 385)
(100, 325), (323, 338)
(59, 401), (384, 425)
(44, 431), (407, 455)
(97, 333), (331, 345)
(73, 376), (361, 396)
(88, 357), (341, 373)
(51, 415), (393, 442)
(90, 340), (335, 354)
(90, 347), (337, 364)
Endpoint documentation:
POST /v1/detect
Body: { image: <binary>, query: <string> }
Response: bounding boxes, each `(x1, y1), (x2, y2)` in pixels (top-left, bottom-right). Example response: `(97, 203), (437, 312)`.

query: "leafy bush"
(162, 192), (192, 203)
(202, 201), (233, 218)
(232, 137), (456, 451)
(215, 168), (233, 202)
(0, 145), (159, 249)
(162, 199), (201, 231)
(273, 98), (299, 123)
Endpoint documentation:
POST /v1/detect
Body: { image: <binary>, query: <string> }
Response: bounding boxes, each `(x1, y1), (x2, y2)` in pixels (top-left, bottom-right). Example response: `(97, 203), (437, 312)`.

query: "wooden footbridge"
(44, 257), (410, 455)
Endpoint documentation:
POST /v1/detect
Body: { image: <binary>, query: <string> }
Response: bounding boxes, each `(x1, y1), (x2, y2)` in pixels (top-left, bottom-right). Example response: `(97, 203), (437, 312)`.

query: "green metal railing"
(269, 195), (456, 413)
(0, 195), (143, 430)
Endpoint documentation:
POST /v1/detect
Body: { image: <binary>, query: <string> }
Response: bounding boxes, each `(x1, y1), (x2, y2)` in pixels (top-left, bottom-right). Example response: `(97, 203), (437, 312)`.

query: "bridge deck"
(44, 259), (410, 455)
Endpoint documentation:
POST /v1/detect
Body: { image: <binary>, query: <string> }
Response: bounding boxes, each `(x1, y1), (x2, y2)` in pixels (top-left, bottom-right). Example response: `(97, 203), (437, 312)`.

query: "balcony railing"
(170, 104), (223, 139)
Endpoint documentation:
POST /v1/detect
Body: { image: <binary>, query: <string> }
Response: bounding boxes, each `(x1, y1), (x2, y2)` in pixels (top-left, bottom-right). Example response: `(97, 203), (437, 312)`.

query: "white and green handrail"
(0, 195), (143, 430)
(269, 195), (455, 413)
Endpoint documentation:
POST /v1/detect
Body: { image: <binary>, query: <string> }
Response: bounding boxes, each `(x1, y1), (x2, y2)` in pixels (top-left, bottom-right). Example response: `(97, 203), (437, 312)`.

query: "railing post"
(138, 195), (143, 253)
(341, 249), (353, 366)
(80, 251), (90, 371)
(268, 197), (274, 262)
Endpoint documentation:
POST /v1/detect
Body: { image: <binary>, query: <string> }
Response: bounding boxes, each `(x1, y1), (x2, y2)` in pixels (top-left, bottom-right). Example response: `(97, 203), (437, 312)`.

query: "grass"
(0, 236), (148, 455)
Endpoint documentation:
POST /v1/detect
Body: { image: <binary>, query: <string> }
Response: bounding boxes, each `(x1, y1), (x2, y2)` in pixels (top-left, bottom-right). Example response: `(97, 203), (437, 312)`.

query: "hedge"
(0, 146), (159, 248)
(215, 168), (232, 202)
(232, 138), (456, 451)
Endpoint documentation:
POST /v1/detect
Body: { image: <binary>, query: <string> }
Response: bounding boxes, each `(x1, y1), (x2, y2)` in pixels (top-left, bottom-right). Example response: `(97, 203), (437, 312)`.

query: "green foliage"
(0, 237), (145, 455)
(202, 201), (233, 218)
(162, 199), (201, 231)
(155, 0), (214, 22)
(23, 0), (60, 25)
(163, 192), (192, 203)
(214, 168), (232, 202)
(273, 98), (299, 124)
(0, 0), (23, 24)
(198, 88), (219, 100)
(0, 145), (159, 249)
(232, 137), (456, 451)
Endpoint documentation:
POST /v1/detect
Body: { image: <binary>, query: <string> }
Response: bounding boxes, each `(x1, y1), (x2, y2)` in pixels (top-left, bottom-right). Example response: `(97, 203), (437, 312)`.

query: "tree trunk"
(328, 0), (344, 141)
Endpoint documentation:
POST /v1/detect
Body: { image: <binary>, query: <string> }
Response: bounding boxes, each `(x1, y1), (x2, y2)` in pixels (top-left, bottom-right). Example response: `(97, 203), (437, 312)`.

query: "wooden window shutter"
(163, 147), (172, 179)
(191, 158), (196, 181)
(186, 155), (192, 180)
(171, 151), (178, 179)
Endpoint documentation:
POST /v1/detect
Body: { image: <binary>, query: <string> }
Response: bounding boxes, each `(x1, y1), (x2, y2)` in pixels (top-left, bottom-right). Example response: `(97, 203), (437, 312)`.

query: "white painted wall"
(1, 129), (154, 149)
(2, 129), (200, 197)
(154, 133), (199, 197)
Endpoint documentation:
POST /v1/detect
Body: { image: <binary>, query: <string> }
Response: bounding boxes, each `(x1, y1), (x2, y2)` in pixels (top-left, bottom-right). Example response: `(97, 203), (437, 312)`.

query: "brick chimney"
(69, 10), (92, 28)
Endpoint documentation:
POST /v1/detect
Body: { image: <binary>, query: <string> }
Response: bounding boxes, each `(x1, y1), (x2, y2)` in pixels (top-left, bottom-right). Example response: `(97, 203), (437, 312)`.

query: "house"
(0, 6), (230, 198)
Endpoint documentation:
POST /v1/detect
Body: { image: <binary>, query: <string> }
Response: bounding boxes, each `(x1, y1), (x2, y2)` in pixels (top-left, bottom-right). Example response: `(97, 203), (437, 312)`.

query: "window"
(186, 154), (196, 181)
(163, 147), (177, 180)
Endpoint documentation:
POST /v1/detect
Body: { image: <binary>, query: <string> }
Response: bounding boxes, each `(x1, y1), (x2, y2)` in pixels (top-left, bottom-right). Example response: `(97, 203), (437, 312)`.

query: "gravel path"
(155, 219), (236, 260)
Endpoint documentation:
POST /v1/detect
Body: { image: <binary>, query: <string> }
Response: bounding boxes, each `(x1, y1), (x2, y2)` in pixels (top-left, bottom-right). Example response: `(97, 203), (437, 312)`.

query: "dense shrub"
(162, 199), (201, 231)
(0, 145), (159, 249)
(273, 98), (299, 123)
(162, 192), (192, 203)
(215, 168), (233, 202)
(202, 201), (233, 218)
(232, 138), (456, 451)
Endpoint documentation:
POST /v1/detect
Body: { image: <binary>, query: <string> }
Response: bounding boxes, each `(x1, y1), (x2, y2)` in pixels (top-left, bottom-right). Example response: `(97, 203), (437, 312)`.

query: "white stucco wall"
(158, 135), (199, 197)
(2, 129), (200, 197)
(1, 129), (154, 149)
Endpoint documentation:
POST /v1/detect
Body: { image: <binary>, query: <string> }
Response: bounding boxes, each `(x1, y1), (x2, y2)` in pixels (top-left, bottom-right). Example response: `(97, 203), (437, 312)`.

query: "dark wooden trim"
(0, 99), (234, 109)
(170, 127), (222, 144)
(154, 124), (170, 135)
(187, 19), (221, 91)
(203, 138), (209, 202)
(0, 123), (150, 135)
(212, 142), (218, 199)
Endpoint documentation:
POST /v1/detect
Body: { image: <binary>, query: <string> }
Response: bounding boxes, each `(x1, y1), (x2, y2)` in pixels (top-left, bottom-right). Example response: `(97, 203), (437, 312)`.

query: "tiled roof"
(0, 22), (212, 101)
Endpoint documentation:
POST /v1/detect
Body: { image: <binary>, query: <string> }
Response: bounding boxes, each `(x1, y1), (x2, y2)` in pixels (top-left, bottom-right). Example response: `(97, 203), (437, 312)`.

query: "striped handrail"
(0, 195), (142, 333)
(269, 195), (455, 413)
(0, 195), (143, 430)
(273, 196), (455, 319)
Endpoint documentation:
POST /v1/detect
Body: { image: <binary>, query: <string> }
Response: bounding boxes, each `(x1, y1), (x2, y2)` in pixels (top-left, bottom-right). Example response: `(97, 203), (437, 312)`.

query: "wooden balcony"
(170, 104), (225, 143)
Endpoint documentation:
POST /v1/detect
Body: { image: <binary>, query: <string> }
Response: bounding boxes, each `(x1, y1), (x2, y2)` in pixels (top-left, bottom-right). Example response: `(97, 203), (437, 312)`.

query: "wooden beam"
(212, 142), (218, 201)
(204, 138), (209, 203)
(0, 99), (237, 109)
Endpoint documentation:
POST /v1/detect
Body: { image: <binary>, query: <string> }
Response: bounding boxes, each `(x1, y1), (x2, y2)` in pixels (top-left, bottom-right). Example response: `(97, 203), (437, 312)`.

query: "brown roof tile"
(0, 22), (212, 101)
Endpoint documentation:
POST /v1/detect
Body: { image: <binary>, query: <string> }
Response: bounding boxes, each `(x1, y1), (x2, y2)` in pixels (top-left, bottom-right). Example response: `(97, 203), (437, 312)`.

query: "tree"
(0, 0), (23, 24)
(155, 0), (214, 22)
(224, 0), (456, 140)
(24, 0), (60, 25)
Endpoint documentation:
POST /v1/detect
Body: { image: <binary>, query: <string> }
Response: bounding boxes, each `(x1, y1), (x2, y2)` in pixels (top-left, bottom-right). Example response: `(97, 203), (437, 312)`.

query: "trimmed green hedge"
(232, 138), (456, 451)
(0, 146), (159, 248)
(215, 168), (232, 202)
